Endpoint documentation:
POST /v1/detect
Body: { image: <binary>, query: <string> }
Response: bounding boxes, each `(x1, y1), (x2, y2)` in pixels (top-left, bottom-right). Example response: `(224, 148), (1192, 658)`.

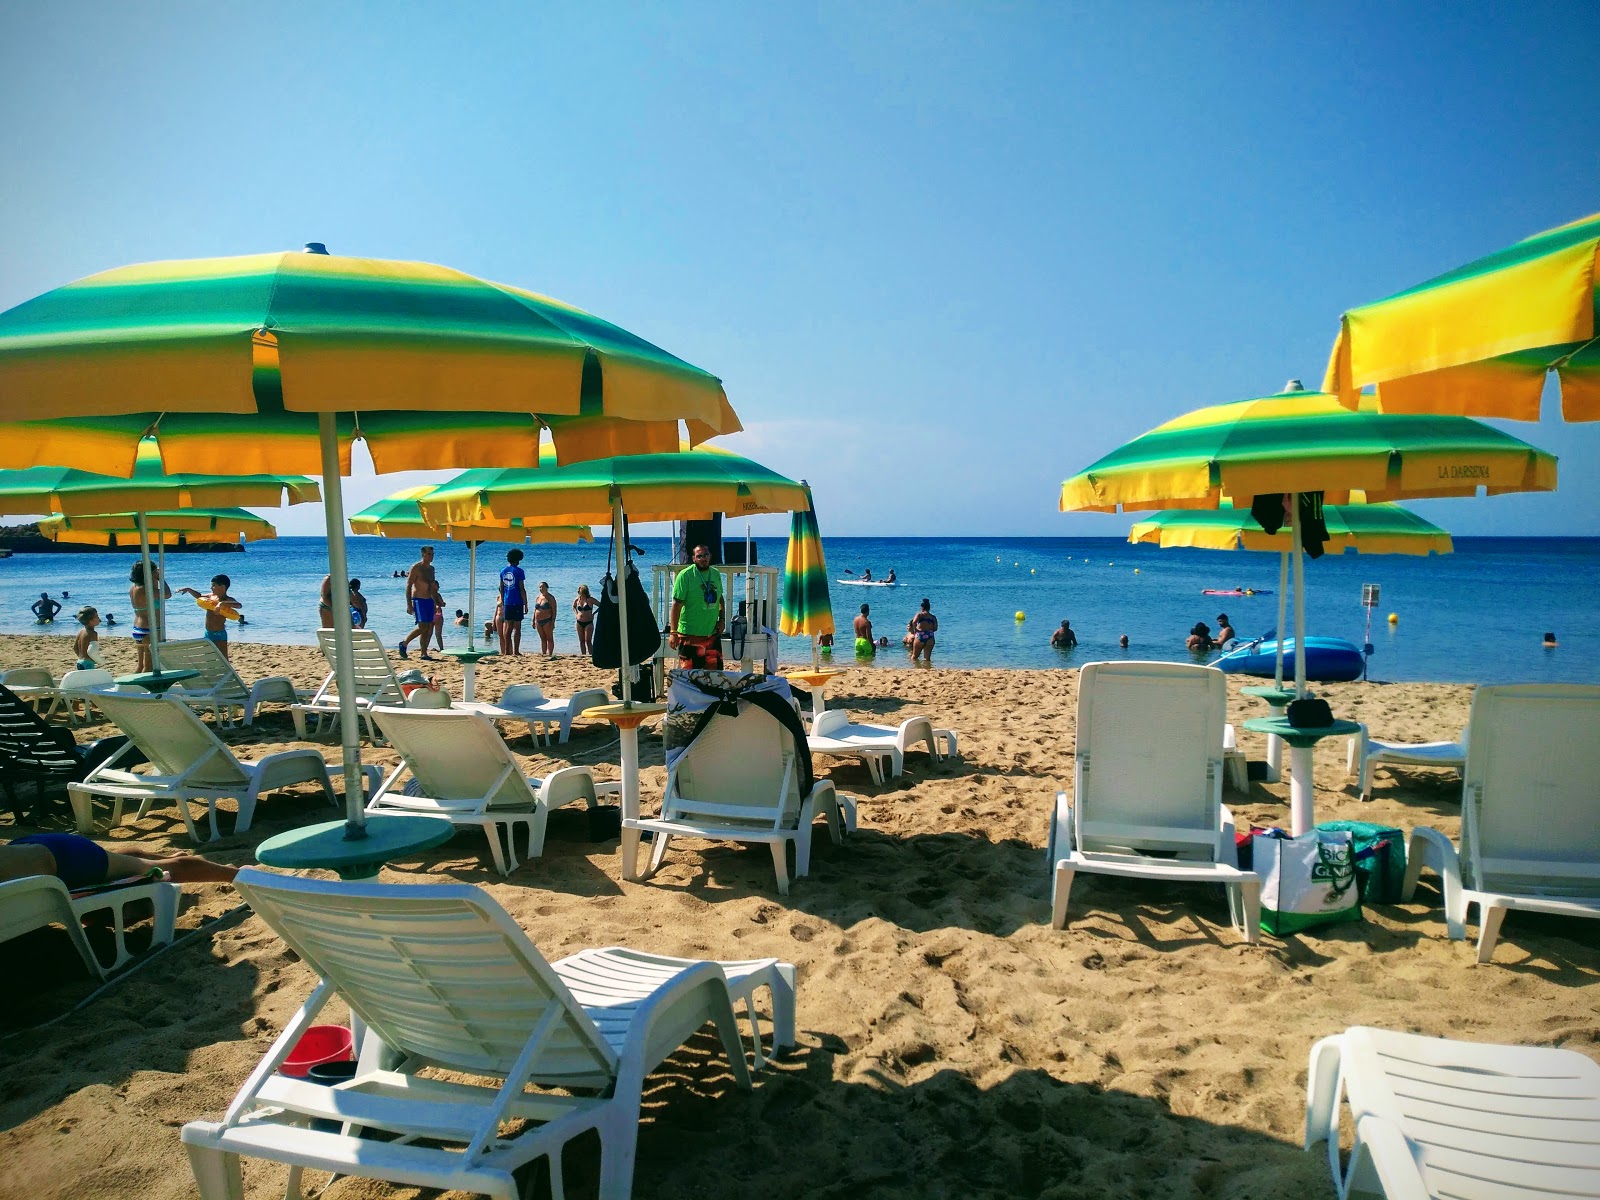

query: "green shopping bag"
(1253, 829), (1362, 936)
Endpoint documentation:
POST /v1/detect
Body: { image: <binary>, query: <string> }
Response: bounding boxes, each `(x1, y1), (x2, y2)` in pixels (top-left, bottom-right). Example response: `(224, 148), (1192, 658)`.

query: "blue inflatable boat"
(1213, 636), (1365, 683)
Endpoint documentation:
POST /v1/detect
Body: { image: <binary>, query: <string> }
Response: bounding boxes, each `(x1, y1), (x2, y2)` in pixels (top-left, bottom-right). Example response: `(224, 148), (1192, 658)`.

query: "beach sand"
(0, 632), (1595, 1199)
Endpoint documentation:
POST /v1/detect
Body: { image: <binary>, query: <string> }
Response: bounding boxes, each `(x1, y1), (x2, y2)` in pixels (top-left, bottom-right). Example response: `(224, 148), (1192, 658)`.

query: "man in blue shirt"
(498, 548), (528, 656)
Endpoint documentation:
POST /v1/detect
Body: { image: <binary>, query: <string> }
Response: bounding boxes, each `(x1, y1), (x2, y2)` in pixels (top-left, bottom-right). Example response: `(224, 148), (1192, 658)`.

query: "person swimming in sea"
(1543, 631), (1558, 648)
(853, 603), (875, 657)
(32, 592), (62, 623)
(1187, 622), (1215, 652)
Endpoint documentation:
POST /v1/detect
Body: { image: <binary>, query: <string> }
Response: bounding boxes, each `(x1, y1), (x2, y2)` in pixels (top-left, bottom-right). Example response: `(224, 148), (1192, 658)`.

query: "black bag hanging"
(1250, 491), (1330, 558)
(621, 560), (662, 665)
(591, 568), (623, 669)
(592, 527), (662, 670)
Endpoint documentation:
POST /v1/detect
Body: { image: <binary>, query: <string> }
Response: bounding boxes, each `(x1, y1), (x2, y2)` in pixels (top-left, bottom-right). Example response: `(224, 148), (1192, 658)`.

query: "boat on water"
(1213, 636), (1365, 683)
(835, 578), (898, 587)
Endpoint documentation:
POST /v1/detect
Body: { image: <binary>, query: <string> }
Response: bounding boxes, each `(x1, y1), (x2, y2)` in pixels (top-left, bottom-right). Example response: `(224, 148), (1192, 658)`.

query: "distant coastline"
(0, 523), (244, 554)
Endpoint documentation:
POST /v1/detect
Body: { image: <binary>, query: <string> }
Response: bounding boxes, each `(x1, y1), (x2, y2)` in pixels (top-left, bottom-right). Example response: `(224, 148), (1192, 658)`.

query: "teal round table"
(1241, 685), (1299, 782)
(440, 647), (498, 702)
(116, 668), (201, 695)
(1243, 716), (1363, 836)
(256, 816), (456, 881)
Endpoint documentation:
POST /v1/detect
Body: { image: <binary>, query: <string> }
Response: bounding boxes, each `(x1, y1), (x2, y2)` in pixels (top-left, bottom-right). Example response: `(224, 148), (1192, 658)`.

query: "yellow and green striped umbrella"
(0, 248), (740, 475)
(1324, 211), (1599, 421)
(38, 507), (277, 547)
(779, 490), (835, 649)
(348, 484), (592, 546)
(1127, 497), (1452, 555)
(417, 443), (811, 525)
(1059, 384), (1556, 514)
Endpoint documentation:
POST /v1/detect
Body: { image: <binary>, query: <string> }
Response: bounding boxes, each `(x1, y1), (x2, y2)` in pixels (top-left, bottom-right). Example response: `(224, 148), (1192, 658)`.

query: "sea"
(1, 535), (1596, 686)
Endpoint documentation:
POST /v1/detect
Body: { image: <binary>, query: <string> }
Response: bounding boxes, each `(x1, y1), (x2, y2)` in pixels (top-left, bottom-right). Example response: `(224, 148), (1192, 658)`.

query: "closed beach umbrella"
(1064, 381), (1554, 834)
(779, 489), (835, 666)
(0, 442), (316, 666)
(349, 483), (591, 652)
(38, 508), (277, 546)
(418, 444), (812, 702)
(0, 245), (743, 872)
(1324, 211), (1600, 421)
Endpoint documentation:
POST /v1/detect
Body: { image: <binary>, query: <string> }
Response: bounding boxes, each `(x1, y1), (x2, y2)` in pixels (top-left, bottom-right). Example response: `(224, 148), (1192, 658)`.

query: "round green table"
(116, 668), (201, 695)
(1241, 685), (1298, 782)
(440, 647), (498, 701)
(1243, 715), (1363, 836)
(256, 815), (457, 881)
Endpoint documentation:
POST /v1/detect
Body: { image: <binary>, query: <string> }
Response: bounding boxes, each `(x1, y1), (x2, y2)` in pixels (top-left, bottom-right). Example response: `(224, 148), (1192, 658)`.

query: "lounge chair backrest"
(315, 629), (403, 705)
(59, 669), (116, 691)
(372, 708), (537, 810)
(1462, 684), (1600, 898)
(1075, 661), (1226, 857)
(0, 875), (75, 947)
(158, 640), (248, 701)
(812, 708), (849, 738)
(499, 683), (546, 707)
(90, 693), (251, 787)
(0, 669), (54, 689)
(668, 703), (800, 829)
(234, 869), (617, 1081)
(0, 684), (78, 774)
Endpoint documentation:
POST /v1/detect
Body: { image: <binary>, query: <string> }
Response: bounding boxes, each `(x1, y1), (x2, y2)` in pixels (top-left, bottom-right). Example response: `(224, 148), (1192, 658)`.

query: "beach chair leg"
(1234, 879), (1261, 944)
(770, 840), (792, 896)
(485, 826), (512, 876)
(185, 1142), (245, 1200)
(1050, 862), (1075, 929)
(620, 827), (644, 881)
(647, 830), (672, 876)
(68, 784), (95, 833)
(594, 1107), (641, 1200)
(770, 962), (797, 1050)
(794, 825), (813, 879)
(1474, 902), (1508, 965)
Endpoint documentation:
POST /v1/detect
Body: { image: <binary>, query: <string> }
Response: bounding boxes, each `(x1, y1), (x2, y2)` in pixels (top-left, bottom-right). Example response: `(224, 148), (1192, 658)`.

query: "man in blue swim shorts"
(398, 545), (438, 660)
(2, 833), (238, 888)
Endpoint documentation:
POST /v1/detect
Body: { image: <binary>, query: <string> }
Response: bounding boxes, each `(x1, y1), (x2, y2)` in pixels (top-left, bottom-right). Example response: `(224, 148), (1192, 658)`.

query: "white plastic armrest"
(1303, 1034), (1344, 1150)
(1219, 804), (1240, 867)
(1047, 790), (1073, 880)
(1401, 826), (1456, 901)
(1350, 1116), (1432, 1200)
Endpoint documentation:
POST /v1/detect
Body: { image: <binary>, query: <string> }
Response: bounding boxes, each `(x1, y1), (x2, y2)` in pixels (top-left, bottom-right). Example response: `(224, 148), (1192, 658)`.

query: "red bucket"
(280, 1024), (355, 1078)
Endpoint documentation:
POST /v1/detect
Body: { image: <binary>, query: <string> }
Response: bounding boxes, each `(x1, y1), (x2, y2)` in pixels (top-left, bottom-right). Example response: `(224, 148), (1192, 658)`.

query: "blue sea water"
(0, 535), (1595, 685)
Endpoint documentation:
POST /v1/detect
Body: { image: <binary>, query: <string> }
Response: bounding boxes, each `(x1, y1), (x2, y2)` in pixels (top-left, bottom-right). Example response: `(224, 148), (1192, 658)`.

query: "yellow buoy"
(996, 555), (1001, 561)
(1015, 611), (1026, 621)
(1388, 612), (1399, 624)
(1014, 562), (1019, 567)
(1030, 568), (1036, 574)
(1133, 568), (1140, 574)
(1108, 562), (1114, 567)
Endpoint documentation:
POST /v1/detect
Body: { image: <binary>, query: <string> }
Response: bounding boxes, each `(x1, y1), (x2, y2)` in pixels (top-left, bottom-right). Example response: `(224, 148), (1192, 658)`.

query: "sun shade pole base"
(613, 492), (633, 704)
(136, 511), (161, 673)
(318, 412), (366, 837)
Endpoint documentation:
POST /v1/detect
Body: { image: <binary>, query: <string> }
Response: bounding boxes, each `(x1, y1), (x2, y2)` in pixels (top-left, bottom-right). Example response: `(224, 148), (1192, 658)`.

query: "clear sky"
(1, 2), (1595, 538)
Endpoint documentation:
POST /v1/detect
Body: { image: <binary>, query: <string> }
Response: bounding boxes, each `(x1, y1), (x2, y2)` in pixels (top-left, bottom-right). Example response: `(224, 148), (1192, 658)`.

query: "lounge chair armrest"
(613, 960), (753, 1088)
(1400, 826), (1457, 901)
(1047, 790), (1073, 880)
(1350, 1116), (1431, 1200)
(1303, 1033), (1344, 1150)
(1219, 804), (1240, 867)
(591, 780), (622, 799)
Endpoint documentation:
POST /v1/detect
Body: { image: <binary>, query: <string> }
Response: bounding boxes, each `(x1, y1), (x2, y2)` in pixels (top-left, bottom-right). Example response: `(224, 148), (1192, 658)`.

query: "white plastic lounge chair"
(459, 682), (612, 746)
(0, 667), (59, 718)
(624, 701), (850, 896)
(807, 708), (958, 785)
(1401, 683), (1600, 964)
(182, 869), (795, 1200)
(367, 706), (618, 875)
(1345, 723), (1467, 801)
(159, 638), (305, 728)
(1046, 661), (1261, 942)
(1305, 1025), (1600, 1199)
(57, 668), (137, 725)
(0, 872), (180, 978)
(68, 693), (337, 842)
(290, 629), (406, 741)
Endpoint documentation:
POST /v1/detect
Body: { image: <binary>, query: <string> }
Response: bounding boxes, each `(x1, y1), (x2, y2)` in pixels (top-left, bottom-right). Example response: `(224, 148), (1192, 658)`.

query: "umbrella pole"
(1288, 492), (1313, 837)
(136, 512), (162, 673)
(157, 542), (168, 642)
(318, 413), (366, 836)
(613, 493), (633, 704)
(467, 540), (477, 652)
(1273, 551), (1288, 689)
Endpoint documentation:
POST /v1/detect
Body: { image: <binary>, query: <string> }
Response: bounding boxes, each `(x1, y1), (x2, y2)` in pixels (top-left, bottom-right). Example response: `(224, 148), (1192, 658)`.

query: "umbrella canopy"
(1059, 385), (1556, 513)
(779, 491), (835, 646)
(417, 444), (811, 525)
(1127, 498), (1453, 555)
(38, 508), (277, 546)
(1324, 211), (1600, 422)
(348, 485), (592, 545)
(0, 438), (320, 515)
(0, 249), (741, 474)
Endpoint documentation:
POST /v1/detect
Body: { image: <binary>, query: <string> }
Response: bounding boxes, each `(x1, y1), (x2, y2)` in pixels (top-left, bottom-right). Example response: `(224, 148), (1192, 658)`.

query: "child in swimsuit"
(178, 574), (241, 659)
(73, 606), (100, 669)
(572, 584), (597, 656)
(534, 582), (557, 657)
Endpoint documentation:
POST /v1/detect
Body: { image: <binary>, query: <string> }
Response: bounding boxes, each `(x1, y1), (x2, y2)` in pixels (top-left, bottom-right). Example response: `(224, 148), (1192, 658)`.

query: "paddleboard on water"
(835, 579), (898, 587)
(1201, 588), (1272, 596)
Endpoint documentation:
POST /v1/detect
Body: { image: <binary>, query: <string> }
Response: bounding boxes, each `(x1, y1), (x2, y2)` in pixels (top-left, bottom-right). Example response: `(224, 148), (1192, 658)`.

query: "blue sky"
(1, 2), (1595, 538)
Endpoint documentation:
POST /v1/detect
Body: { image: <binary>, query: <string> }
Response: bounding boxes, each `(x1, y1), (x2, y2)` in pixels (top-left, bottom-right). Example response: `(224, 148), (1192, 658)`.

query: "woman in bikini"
(572, 583), (598, 656)
(128, 562), (171, 673)
(908, 597), (938, 665)
(533, 581), (558, 657)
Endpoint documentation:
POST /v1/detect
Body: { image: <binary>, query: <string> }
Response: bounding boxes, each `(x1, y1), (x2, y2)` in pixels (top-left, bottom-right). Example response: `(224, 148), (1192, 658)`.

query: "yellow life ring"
(197, 596), (243, 621)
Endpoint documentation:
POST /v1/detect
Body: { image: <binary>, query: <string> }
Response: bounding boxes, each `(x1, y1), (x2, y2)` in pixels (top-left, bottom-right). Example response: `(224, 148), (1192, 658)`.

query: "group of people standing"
(848, 599), (939, 664)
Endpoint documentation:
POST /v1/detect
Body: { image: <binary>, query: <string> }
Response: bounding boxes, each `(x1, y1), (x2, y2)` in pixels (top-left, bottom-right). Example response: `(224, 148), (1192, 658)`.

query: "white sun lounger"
(0, 872), (180, 978)
(368, 706), (618, 875)
(1401, 683), (1600, 964)
(624, 701), (851, 896)
(290, 629), (406, 741)
(1046, 661), (1260, 942)
(182, 869), (795, 1200)
(458, 682), (612, 746)
(68, 693), (337, 842)
(1345, 723), (1468, 801)
(807, 708), (957, 785)
(159, 638), (306, 728)
(1305, 1025), (1600, 1198)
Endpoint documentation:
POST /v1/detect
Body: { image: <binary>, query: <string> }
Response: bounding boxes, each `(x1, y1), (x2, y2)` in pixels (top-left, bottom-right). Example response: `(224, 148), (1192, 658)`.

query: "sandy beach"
(0, 631), (1595, 1200)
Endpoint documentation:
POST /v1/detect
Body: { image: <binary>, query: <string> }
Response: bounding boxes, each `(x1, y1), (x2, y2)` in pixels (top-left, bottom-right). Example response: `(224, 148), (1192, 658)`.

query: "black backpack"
(592, 560), (661, 669)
